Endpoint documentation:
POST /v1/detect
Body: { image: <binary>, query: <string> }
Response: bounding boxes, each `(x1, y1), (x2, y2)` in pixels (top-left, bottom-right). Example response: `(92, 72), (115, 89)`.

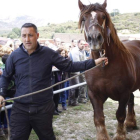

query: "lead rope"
(2, 61), (106, 139)
(99, 49), (105, 67)
(2, 63), (101, 103)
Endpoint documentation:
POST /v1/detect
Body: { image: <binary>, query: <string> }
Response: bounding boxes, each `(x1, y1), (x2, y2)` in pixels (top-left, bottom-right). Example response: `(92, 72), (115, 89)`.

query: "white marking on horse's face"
(91, 11), (97, 20)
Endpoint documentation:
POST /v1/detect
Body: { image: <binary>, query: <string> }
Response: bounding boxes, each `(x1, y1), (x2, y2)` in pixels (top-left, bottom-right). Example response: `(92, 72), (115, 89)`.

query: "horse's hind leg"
(113, 94), (129, 140)
(125, 93), (137, 130)
(88, 90), (110, 140)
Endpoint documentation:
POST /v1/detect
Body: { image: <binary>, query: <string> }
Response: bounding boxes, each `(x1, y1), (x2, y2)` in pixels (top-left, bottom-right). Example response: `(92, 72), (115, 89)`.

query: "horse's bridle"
(83, 19), (107, 67)
(88, 21), (105, 33)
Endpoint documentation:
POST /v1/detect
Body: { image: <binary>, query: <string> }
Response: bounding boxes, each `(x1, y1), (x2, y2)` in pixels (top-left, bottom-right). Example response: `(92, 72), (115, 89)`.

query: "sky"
(0, 0), (139, 23)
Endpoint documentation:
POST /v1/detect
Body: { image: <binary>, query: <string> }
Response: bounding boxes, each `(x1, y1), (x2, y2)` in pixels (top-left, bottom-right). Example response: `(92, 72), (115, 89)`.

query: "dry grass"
(1, 96), (140, 140)
(53, 97), (140, 140)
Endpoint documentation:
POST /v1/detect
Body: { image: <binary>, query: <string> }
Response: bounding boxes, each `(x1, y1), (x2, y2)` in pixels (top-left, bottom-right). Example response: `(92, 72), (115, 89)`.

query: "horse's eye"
(102, 15), (106, 19)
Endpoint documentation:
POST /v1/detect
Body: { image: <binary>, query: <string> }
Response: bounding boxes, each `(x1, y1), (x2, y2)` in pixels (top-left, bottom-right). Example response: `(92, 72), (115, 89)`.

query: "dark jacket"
(0, 43), (95, 105)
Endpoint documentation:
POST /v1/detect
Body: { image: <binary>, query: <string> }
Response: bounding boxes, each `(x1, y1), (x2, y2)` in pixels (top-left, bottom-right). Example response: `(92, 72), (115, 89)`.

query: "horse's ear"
(102, 0), (107, 9)
(78, 0), (85, 11)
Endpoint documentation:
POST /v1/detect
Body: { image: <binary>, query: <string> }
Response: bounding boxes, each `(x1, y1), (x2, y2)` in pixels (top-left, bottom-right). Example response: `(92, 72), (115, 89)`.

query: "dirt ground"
(1, 92), (140, 140)
(53, 92), (140, 140)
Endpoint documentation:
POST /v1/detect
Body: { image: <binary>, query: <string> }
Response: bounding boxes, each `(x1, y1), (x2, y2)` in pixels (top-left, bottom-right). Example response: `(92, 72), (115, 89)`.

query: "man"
(84, 42), (91, 59)
(0, 23), (108, 140)
(68, 39), (89, 105)
(51, 38), (61, 51)
(14, 40), (21, 50)
(71, 39), (77, 49)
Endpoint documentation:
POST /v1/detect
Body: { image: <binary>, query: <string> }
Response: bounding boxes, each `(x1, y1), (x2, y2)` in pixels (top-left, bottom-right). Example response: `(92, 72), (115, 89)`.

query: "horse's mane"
(78, 3), (136, 81)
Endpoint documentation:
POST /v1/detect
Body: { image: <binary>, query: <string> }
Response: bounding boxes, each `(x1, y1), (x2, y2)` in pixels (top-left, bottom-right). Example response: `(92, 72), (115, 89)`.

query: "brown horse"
(78, 0), (140, 139)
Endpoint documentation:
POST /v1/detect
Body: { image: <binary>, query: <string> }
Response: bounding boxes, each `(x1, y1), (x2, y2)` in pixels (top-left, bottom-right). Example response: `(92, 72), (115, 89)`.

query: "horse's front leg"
(113, 95), (130, 140)
(125, 93), (137, 130)
(89, 90), (110, 140)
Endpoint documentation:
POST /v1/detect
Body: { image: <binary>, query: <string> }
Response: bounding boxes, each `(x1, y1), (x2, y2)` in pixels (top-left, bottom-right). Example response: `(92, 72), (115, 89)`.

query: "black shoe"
(71, 103), (79, 106)
(53, 110), (59, 115)
(62, 106), (67, 110)
(56, 108), (62, 113)
(3, 128), (8, 135)
(0, 128), (5, 137)
(78, 99), (87, 104)
(79, 101), (87, 104)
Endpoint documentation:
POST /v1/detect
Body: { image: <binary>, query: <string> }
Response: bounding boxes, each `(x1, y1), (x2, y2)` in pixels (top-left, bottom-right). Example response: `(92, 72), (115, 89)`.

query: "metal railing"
(1, 82), (87, 111)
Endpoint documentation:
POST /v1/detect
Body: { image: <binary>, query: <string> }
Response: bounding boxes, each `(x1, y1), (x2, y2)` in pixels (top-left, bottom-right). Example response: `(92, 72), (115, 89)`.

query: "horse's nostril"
(88, 36), (92, 42)
(97, 34), (102, 41)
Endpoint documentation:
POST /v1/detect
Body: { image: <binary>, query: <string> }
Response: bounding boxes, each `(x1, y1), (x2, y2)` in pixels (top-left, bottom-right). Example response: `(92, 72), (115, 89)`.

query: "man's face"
(55, 38), (61, 48)
(21, 27), (39, 51)
(78, 40), (86, 50)
(72, 40), (77, 47)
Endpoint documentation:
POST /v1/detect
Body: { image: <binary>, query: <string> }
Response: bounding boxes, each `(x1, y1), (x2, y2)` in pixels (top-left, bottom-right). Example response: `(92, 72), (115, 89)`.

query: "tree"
(7, 32), (18, 39)
(12, 28), (21, 37)
(110, 9), (120, 17)
(7, 27), (20, 39)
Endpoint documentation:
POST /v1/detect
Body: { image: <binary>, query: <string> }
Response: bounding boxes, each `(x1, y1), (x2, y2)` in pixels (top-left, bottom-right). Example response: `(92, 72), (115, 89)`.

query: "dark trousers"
(53, 84), (60, 110)
(68, 73), (80, 105)
(10, 101), (56, 140)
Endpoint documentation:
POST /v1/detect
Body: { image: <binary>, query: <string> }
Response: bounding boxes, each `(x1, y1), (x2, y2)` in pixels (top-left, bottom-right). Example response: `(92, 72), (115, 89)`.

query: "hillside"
(0, 15), (49, 36)
(111, 13), (140, 34)
(0, 13), (140, 38)
(38, 12), (140, 38)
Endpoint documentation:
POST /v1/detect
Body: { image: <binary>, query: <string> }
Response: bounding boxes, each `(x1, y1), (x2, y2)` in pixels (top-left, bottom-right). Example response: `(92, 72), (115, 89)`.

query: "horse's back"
(123, 40), (140, 49)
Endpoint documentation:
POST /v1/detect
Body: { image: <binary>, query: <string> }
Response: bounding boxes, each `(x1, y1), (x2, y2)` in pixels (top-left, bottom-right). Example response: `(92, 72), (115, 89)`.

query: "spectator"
(45, 40), (54, 49)
(51, 38), (61, 51)
(0, 67), (4, 136)
(84, 42), (91, 58)
(68, 39), (88, 106)
(56, 48), (69, 110)
(71, 39), (78, 48)
(45, 40), (50, 47)
(61, 41), (65, 47)
(14, 40), (21, 50)
(0, 55), (15, 136)
(52, 68), (62, 115)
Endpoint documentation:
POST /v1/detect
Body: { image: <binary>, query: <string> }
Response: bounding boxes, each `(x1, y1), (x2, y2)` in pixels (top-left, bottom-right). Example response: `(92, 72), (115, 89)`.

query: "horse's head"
(78, 0), (110, 52)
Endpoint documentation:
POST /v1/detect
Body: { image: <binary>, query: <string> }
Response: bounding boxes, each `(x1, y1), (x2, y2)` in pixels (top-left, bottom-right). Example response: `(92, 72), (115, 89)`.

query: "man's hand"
(0, 96), (5, 108)
(0, 68), (3, 76)
(95, 57), (108, 66)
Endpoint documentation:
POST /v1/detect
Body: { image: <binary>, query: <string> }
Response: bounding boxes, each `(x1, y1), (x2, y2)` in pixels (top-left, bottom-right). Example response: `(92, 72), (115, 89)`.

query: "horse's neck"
(91, 51), (100, 59)
(104, 36), (124, 60)
(91, 35), (126, 61)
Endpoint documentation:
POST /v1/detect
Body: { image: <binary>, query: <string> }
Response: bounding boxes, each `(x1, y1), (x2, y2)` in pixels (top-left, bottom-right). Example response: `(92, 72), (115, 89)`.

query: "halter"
(80, 16), (110, 67)
(89, 22), (104, 33)
(87, 19), (107, 67)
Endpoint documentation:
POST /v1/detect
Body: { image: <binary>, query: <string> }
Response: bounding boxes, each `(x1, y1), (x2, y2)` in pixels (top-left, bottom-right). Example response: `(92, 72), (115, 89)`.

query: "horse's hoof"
(97, 135), (110, 140)
(125, 121), (137, 132)
(126, 125), (138, 132)
(113, 133), (126, 140)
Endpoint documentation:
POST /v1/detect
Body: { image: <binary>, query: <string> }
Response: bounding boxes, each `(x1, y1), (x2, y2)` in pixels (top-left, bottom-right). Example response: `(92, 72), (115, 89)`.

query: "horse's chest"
(86, 74), (126, 94)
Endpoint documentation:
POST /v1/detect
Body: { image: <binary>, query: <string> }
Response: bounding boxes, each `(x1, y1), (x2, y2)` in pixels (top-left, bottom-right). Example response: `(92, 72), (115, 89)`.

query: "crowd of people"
(48, 38), (91, 115)
(0, 23), (108, 139)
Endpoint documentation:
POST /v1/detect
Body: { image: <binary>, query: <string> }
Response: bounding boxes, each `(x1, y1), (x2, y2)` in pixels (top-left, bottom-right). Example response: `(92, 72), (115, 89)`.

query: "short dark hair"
(71, 39), (77, 43)
(21, 23), (38, 33)
(78, 39), (85, 44)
